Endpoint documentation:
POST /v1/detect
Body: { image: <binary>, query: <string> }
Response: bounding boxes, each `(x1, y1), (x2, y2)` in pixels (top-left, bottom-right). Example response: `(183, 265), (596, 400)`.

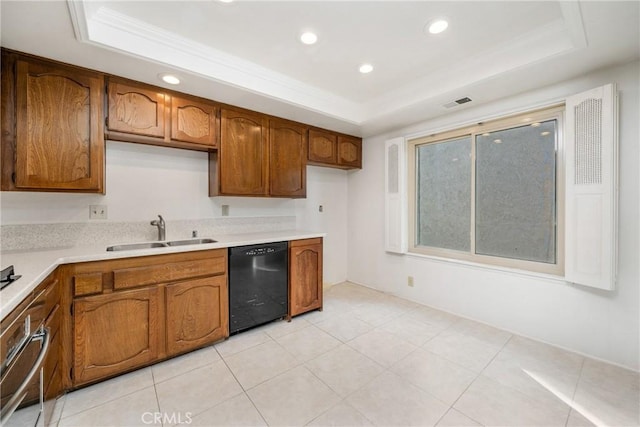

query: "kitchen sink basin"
(106, 238), (217, 251)
(107, 242), (168, 251)
(166, 238), (217, 246)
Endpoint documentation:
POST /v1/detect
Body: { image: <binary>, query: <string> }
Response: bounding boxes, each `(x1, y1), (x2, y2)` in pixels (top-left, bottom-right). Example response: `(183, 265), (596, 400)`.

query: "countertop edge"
(1, 230), (325, 320)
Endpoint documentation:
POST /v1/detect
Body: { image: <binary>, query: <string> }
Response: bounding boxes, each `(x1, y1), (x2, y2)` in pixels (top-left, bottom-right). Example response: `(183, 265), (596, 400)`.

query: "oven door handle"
(0, 327), (49, 426)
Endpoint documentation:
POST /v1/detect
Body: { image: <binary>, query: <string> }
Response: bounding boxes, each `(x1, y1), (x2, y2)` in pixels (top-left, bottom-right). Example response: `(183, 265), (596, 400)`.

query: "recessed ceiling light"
(300, 32), (318, 45)
(427, 19), (449, 34)
(493, 139), (502, 144)
(219, 0), (234, 3)
(541, 131), (551, 136)
(482, 133), (490, 137)
(359, 63), (373, 74)
(530, 122), (541, 127)
(159, 74), (180, 85)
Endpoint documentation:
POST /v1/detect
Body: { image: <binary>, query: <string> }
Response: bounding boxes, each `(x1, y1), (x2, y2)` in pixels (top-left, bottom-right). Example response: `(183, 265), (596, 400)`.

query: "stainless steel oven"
(1, 304), (50, 427)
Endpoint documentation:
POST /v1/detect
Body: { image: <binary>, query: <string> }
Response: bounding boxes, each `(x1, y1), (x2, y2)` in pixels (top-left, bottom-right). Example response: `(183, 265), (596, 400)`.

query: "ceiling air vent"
(443, 97), (472, 109)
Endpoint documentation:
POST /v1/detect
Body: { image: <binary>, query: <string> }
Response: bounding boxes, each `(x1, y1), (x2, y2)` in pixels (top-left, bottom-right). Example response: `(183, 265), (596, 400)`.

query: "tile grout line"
(439, 333), (516, 426)
(564, 356), (587, 427)
(215, 344), (270, 426)
(57, 371), (156, 423)
(52, 393), (68, 426)
(302, 362), (385, 427)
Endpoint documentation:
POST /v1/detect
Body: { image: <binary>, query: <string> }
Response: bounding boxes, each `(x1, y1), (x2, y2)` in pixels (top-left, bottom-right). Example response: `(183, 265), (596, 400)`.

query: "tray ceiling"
(1, 1), (638, 136)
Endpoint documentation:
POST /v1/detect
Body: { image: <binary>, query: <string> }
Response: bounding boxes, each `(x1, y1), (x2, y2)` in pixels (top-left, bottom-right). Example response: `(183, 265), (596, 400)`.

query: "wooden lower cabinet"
(289, 238), (323, 317)
(166, 275), (228, 356)
(73, 287), (161, 385)
(69, 249), (228, 386)
(3, 240), (323, 404)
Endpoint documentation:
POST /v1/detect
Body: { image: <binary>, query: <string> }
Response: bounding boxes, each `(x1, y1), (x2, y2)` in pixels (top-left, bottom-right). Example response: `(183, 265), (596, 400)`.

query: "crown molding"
(67, 1), (365, 124)
(67, 0), (590, 129)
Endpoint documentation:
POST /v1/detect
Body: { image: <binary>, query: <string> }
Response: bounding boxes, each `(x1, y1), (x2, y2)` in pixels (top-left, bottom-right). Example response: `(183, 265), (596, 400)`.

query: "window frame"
(407, 105), (565, 276)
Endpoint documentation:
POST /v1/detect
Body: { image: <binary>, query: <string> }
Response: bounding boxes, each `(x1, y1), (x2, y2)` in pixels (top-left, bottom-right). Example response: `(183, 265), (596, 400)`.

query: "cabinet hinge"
(105, 116), (108, 127)
(70, 304), (74, 316)
(11, 172), (16, 184)
(70, 367), (73, 380)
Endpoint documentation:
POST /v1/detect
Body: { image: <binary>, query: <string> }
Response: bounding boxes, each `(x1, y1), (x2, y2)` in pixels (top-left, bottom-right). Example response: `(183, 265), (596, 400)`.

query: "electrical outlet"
(221, 205), (229, 216)
(89, 205), (107, 220)
(408, 276), (414, 287)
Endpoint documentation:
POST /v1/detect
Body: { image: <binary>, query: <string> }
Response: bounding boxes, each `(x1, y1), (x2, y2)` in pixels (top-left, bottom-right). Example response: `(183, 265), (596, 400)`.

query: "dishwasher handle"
(0, 327), (50, 426)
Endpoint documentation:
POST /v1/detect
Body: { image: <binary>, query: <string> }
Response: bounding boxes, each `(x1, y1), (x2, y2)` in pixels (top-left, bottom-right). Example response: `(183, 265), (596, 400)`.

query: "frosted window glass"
(417, 136), (471, 251)
(475, 120), (557, 263)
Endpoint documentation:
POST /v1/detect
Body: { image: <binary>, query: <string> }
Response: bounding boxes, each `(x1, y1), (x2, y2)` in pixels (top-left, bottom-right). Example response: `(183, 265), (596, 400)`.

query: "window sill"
(404, 251), (567, 284)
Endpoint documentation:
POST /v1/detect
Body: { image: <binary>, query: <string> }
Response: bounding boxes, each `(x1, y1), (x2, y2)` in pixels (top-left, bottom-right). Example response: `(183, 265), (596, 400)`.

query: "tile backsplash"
(0, 216), (296, 251)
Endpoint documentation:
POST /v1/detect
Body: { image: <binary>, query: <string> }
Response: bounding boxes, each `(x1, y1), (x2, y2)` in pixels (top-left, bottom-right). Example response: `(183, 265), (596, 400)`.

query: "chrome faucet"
(150, 215), (166, 241)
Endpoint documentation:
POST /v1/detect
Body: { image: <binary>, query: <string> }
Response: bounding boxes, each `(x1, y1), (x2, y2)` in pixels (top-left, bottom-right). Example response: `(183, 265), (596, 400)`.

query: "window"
(408, 106), (564, 275)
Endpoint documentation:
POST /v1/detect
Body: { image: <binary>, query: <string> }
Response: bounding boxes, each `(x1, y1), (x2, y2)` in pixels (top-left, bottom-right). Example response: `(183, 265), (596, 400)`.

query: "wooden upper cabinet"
(211, 112), (309, 198)
(269, 119), (307, 198)
(5, 57), (105, 192)
(307, 128), (362, 170)
(308, 129), (337, 166)
(218, 109), (269, 196)
(337, 135), (362, 169)
(107, 79), (166, 138)
(170, 96), (218, 147)
(107, 78), (218, 151)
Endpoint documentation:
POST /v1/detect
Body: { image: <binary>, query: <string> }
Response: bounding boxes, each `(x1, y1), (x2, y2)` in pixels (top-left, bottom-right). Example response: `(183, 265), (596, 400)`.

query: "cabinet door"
(108, 79), (166, 138)
(269, 119), (307, 197)
(337, 135), (362, 169)
(14, 60), (104, 192)
(165, 276), (228, 356)
(170, 96), (218, 147)
(219, 109), (269, 196)
(308, 129), (337, 165)
(73, 287), (160, 385)
(289, 239), (323, 317)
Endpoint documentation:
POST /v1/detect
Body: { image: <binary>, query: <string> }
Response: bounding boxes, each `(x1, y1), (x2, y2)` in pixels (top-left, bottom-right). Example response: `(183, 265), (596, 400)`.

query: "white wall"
(0, 141), (350, 284)
(0, 141), (298, 223)
(348, 60), (640, 370)
(296, 166), (349, 285)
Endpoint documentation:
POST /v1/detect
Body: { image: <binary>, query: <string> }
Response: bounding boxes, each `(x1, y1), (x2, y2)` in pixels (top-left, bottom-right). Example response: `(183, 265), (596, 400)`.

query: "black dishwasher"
(228, 242), (288, 334)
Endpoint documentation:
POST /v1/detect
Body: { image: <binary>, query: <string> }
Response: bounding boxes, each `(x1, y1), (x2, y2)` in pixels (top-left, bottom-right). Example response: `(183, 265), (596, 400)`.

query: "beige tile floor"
(50, 282), (639, 427)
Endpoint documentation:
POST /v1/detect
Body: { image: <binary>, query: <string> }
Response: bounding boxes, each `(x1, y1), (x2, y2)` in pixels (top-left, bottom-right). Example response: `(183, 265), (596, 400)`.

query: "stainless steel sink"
(107, 242), (168, 251)
(106, 238), (217, 251)
(166, 238), (217, 246)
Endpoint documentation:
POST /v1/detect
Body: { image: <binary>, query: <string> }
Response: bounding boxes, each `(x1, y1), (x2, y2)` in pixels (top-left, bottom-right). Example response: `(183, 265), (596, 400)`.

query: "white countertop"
(0, 229), (324, 319)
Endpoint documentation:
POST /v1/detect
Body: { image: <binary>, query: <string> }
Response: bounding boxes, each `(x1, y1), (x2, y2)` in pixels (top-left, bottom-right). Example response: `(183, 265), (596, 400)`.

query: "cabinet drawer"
(74, 272), (103, 296)
(290, 237), (322, 248)
(113, 254), (226, 290)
